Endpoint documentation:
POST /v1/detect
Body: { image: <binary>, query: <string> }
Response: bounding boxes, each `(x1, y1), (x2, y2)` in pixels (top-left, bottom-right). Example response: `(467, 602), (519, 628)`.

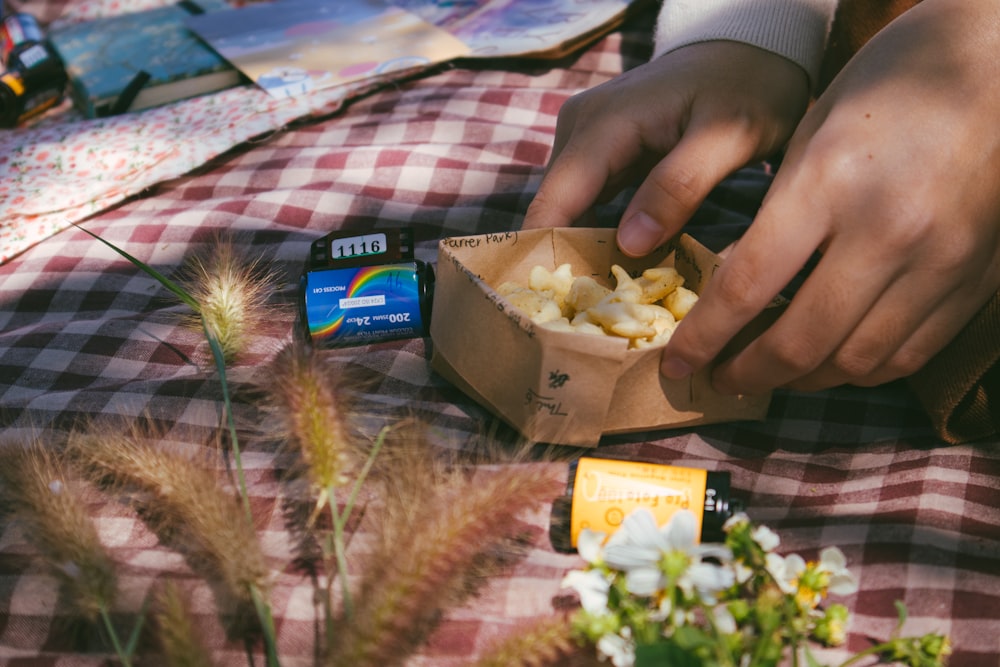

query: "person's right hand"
(522, 40), (812, 256)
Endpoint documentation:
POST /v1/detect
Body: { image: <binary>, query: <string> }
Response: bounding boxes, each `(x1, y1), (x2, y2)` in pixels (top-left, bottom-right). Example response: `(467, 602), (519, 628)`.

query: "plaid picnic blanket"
(0, 3), (997, 665)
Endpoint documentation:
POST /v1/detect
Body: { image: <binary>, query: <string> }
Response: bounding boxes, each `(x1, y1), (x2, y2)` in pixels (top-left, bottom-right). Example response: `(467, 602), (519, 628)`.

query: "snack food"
(431, 229), (778, 446)
(495, 263), (699, 349)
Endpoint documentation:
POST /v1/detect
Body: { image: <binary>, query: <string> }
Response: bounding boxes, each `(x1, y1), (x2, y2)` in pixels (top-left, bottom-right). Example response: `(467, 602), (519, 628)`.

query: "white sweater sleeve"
(653, 0), (838, 90)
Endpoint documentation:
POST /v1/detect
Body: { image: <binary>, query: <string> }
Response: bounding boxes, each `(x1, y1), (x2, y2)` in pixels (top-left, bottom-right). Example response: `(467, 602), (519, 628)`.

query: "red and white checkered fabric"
(0, 4), (997, 666)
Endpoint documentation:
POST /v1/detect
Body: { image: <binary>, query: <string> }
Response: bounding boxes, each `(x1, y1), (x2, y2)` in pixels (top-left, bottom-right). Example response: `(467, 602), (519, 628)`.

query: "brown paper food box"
(430, 228), (779, 447)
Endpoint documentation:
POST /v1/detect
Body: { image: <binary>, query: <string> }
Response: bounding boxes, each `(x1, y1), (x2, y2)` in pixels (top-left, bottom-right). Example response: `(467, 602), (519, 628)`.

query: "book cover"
(393, 0), (637, 59)
(48, 0), (245, 118)
(184, 0), (469, 99)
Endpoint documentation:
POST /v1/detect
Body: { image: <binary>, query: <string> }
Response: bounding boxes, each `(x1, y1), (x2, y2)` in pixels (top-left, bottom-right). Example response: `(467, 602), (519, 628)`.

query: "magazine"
(185, 0), (470, 99)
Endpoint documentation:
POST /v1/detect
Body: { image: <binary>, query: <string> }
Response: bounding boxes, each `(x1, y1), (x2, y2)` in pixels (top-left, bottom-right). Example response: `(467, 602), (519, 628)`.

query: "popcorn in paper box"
(429, 228), (778, 447)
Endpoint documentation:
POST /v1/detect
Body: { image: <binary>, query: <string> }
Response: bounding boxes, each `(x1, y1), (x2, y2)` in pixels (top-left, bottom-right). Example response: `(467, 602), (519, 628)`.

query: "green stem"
(697, 597), (736, 667)
(124, 595), (149, 659)
(99, 604), (133, 667)
(328, 425), (390, 622)
(204, 326), (252, 523)
(835, 641), (896, 667)
(250, 583), (281, 667)
(331, 493), (353, 620)
(785, 596), (803, 667)
(341, 426), (389, 526)
(321, 525), (337, 650)
(754, 565), (810, 667)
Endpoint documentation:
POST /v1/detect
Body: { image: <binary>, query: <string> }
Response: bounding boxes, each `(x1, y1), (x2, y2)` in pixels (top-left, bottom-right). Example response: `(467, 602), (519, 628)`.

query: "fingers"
(521, 145), (614, 229)
(528, 109), (758, 237)
(748, 257), (998, 392)
(616, 118), (762, 257)
(659, 183), (829, 382)
(673, 209), (1000, 395)
(522, 91), (650, 230)
(523, 41), (809, 234)
(706, 235), (907, 394)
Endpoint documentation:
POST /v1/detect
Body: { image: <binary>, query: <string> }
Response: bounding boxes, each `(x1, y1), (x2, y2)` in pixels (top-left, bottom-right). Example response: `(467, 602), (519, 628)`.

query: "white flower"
(733, 559), (754, 585)
(752, 524), (781, 552)
(766, 552), (798, 594)
(562, 569), (612, 615)
(712, 604), (738, 634)
(780, 547), (858, 607)
(602, 508), (734, 600)
(596, 627), (635, 667)
(603, 509), (669, 568)
(578, 527), (606, 565)
(683, 559), (735, 604)
(650, 594), (674, 623)
(561, 528), (613, 615)
(818, 546), (859, 596)
(723, 511), (750, 532)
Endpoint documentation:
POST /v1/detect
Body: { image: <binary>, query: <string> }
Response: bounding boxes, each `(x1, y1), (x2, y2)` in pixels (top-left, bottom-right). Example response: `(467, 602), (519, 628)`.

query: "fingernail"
(618, 211), (665, 256)
(661, 354), (693, 380)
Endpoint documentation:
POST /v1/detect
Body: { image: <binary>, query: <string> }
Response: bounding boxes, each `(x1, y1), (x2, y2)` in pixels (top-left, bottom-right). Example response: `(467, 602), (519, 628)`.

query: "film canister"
(549, 457), (740, 553)
(1, 13), (44, 65)
(299, 228), (434, 348)
(0, 21), (67, 128)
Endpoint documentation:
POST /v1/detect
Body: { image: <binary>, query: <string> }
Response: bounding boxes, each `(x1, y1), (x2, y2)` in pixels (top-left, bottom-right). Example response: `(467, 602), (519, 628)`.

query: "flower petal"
(577, 528), (606, 564)
(752, 525), (781, 552)
(723, 512), (750, 532)
(663, 509), (698, 550)
(693, 544), (733, 563)
(561, 569), (611, 614)
(596, 632), (635, 667)
(785, 553), (807, 577)
(619, 508), (667, 551)
(624, 566), (664, 597)
(828, 571), (859, 596)
(819, 546), (847, 571)
(604, 543), (661, 571)
(688, 561), (736, 595)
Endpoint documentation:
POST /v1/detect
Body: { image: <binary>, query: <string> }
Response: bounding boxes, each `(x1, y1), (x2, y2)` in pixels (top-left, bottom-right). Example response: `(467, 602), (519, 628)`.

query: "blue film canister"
(299, 228), (434, 348)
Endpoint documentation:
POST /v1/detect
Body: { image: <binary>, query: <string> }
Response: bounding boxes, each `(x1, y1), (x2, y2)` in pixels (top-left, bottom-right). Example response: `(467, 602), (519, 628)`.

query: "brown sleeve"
(817, 0), (920, 93)
(907, 292), (1000, 444)
(817, 0), (997, 443)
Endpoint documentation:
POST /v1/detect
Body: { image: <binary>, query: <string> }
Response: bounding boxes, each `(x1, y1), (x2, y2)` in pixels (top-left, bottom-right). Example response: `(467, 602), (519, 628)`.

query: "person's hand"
(662, 0), (1000, 394)
(521, 40), (811, 245)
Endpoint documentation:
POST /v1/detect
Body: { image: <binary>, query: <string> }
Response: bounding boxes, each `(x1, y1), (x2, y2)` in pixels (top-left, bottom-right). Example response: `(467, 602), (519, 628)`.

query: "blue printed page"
(186, 0), (470, 99)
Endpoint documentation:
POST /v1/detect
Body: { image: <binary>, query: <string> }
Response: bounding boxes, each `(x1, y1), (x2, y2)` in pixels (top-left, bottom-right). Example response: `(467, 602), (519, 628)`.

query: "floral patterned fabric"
(0, 0), (631, 264)
(0, 83), (366, 264)
(0, 0), (404, 264)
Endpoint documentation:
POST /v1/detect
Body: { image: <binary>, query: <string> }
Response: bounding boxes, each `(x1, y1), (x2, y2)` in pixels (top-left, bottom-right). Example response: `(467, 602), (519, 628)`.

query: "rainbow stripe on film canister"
(299, 229), (433, 348)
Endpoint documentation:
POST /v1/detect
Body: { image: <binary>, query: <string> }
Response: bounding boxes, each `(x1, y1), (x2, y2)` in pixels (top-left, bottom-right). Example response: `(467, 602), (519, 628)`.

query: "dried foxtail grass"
(325, 447), (560, 667)
(265, 343), (358, 517)
(473, 616), (579, 667)
(154, 582), (216, 667)
(176, 235), (278, 363)
(67, 423), (269, 613)
(0, 441), (117, 621)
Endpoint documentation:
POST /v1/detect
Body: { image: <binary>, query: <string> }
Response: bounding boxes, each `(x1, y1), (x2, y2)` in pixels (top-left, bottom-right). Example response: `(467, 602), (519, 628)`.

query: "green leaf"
(803, 644), (827, 667)
(636, 641), (703, 667)
(894, 600), (909, 631)
(72, 223), (200, 311)
(673, 624), (714, 651)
